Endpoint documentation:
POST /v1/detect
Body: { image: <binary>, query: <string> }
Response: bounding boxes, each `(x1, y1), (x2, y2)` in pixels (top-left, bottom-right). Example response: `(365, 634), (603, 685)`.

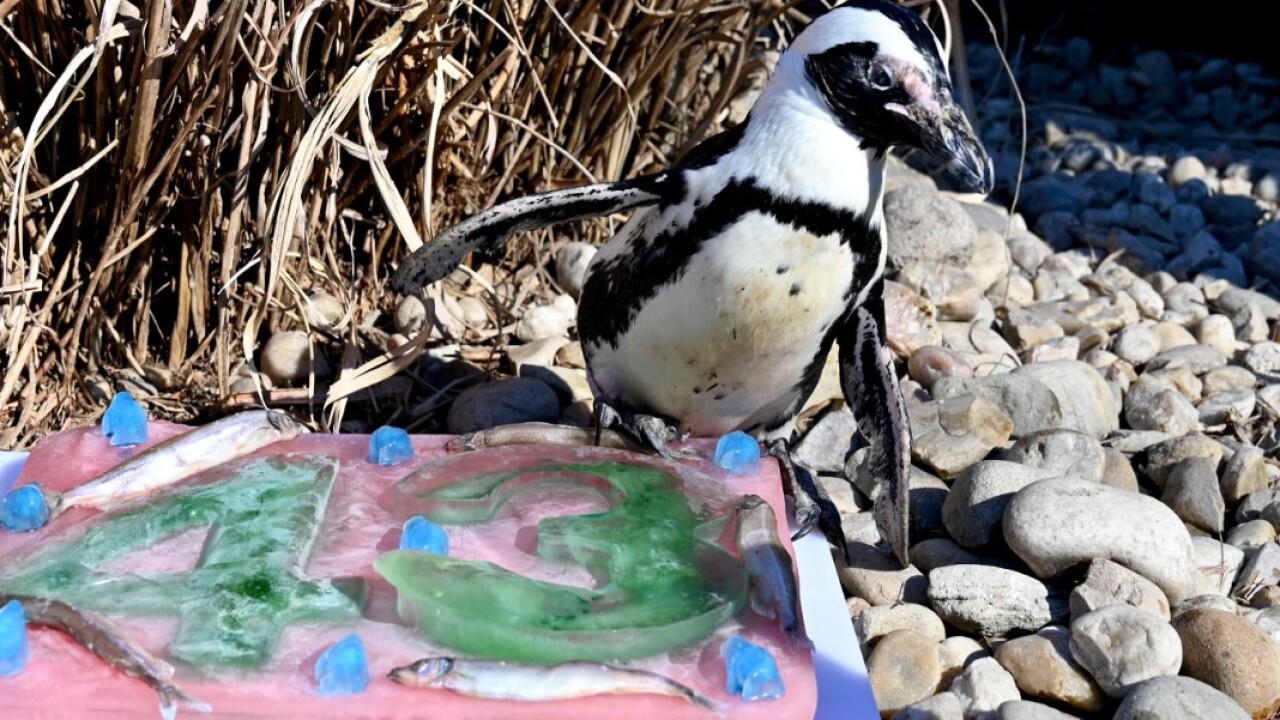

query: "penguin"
(392, 0), (994, 566)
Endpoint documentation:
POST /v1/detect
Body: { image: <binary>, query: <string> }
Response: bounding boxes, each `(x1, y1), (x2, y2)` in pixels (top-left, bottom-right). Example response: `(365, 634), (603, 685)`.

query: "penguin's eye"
(868, 63), (895, 91)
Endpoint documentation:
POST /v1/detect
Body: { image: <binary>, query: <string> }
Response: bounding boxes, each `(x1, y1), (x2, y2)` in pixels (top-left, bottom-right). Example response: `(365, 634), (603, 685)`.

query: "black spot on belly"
(776, 264), (790, 274)
(693, 386), (703, 394)
(789, 283), (802, 296)
(713, 392), (727, 401)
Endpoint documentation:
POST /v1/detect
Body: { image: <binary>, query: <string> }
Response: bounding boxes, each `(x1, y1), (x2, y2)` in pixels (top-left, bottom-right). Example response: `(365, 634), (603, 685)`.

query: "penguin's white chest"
(587, 211), (855, 435)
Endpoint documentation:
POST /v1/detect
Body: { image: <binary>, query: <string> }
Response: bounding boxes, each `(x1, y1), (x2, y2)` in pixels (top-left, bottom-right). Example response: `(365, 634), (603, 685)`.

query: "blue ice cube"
(400, 515), (449, 555)
(714, 431), (761, 476)
(0, 599), (28, 677)
(721, 635), (784, 701)
(368, 426), (414, 466)
(0, 485), (50, 532)
(102, 391), (148, 447)
(315, 633), (369, 697)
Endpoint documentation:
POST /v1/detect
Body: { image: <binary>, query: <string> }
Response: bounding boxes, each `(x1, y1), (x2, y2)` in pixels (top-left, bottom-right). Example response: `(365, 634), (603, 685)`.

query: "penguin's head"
(786, 0), (993, 194)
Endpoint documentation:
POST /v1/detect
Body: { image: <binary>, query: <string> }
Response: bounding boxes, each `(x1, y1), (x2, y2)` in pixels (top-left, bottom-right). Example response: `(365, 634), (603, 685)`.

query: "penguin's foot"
(768, 439), (850, 563)
(594, 401), (682, 460)
(446, 422), (646, 453)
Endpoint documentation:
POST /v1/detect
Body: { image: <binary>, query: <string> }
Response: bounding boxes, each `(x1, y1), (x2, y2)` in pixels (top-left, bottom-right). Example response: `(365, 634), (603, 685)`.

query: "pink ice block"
(0, 424), (818, 719)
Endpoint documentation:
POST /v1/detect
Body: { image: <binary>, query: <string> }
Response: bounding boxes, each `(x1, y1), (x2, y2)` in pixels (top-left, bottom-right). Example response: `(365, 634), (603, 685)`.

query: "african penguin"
(392, 0), (994, 566)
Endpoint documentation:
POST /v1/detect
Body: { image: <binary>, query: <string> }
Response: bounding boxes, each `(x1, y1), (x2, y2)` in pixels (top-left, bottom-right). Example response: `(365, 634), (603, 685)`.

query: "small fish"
(1, 594), (210, 720)
(734, 494), (811, 648)
(388, 656), (714, 710)
(46, 410), (307, 517)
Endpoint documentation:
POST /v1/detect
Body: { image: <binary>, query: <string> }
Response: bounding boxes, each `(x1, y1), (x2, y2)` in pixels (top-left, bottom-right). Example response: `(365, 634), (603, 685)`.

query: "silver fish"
(2, 594), (210, 720)
(388, 657), (714, 710)
(47, 410), (307, 517)
(735, 494), (810, 648)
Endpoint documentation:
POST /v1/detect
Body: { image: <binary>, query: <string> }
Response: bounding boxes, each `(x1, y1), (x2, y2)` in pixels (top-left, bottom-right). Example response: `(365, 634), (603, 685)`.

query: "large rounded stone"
(868, 629), (945, 718)
(1011, 361), (1119, 438)
(942, 461), (1056, 549)
(1069, 557), (1171, 621)
(884, 186), (978, 270)
(855, 603), (946, 647)
(948, 657), (1019, 718)
(996, 700), (1080, 720)
(1173, 608), (1280, 718)
(993, 625), (1103, 711)
(260, 330), (330, 385)
(837, 542), (929, 606)
(998, 430), (1105, 483)
(554, 241), (596, 298)
(1003, 477), (1198, 603)
(446, 377), (561, 434)
(927, 564), (1068, 637)
(1069, 605), (1182, 697)
(894, 692), (964, 720)
(1115, 676), (1251, 720)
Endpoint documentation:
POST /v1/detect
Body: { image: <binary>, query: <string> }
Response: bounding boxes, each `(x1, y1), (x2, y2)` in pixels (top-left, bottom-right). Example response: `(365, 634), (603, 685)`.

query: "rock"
(1260, 385), (1280, 416)
(966, 228), (1012, 293)
(1237, 489), (1280, 524)
(820, 473), (863, 517)
(994, 625), (1103, 711)
(1003, 477), (1198, 603)
(838, 542), (929, 606)
(1146, 344), (1228, 374)
(1253, 588), (1280, 610)
(1203, 365), (1257, 395)
(1003, 308), (1065, 351)
(949, 657), (1020, 719)
(1069, 605), (1182, 697)
(1114, 676), (1251, 720)
(260, 331), (329, 385)
(794, 407), (857, 474)
(887, 281), (943, 358)
(1162, 458), (1226, 532)
(1202, 194), (1263, 227)
(1199, 390), (1256, 425)
(868, 630), (946, 718)
(927, 564), (1068, 637)
(910, 538), (1009, 574)
(1235, 304), (1271, 344)
(507, 337), (570, 369)
(1019, 176), (1093, 217)
(1101, 448), (1140, 492)
(1112, 325), (1161, 365)
(885, 187), (978, 271)
(996, 700), (1080, 720)
(1198, 314), (1241, 358)
(514, 305), (572, 342)
(1126, 381), (1200, 434)
(1107, 430), (1177, 454)
(1010, 361), (1119, 438)
(1175, 594), (1240, 617)
(446, 377), (561, 434)
(1154, 322), (1198, 351)
(554, 242), (596, 298)
(1217, 286), (1280, 321)
(909, 471), (951, 541)
(1191, 536), (1244, 596)
(907, 393), (1013, 479)
(456, 296), (490, 328)
(1173, 608), (1280, 718)
(394, 295), (430, 334)
(856, 603), (947, 647)
(930, 374), (1063, 439)
(1144, 435), (1224, 490)
(1233, 542), (1280, 599)
(894, 692), (964, 720)
(998, 430), (1105, 484)
(1026, 336), (1079, 364)
(942, 461), (1057, 549)
(304, 291), (344, 328)
(556, 341), (586, 369)
(1146, 365), (1204, 402)
(1069, 558), (1171, 622)
(519, 364), (591, 406)
(1228, 519), (1277, 549)
(1245, 342), (1280, 382)
(899, 265), (984, 322)
(909, 346), (975, 390)
(1171, 156), (1208, 187)
(941, 636), (989, 669)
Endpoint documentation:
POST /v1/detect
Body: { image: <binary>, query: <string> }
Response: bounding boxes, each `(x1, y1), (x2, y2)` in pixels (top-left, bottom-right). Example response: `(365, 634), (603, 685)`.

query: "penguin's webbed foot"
(768, 439), (849, 562)
(594, 401), (681, 459)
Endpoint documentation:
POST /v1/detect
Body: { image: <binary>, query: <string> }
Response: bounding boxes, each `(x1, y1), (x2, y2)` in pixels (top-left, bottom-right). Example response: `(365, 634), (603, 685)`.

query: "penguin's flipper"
(391, 174), (672, 294)
(840, 279), (912, 567)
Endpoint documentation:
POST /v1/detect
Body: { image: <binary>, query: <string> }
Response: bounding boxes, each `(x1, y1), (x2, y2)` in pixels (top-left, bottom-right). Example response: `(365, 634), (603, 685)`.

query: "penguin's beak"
(914, 97), (994, 194)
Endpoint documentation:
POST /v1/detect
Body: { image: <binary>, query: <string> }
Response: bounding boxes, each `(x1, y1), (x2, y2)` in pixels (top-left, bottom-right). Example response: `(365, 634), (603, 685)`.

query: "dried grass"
(0, 0), (946, 447)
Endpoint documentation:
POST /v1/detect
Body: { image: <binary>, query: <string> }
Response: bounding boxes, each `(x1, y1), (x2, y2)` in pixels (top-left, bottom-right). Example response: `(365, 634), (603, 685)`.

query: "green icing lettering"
(375, 456), (746, 664)
(0, 455), (359, 668)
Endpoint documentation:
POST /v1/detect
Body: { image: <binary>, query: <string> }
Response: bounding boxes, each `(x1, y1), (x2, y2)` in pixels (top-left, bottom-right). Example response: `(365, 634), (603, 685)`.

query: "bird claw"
(595, 401), (681, 459)
(768, 440), (849, 563)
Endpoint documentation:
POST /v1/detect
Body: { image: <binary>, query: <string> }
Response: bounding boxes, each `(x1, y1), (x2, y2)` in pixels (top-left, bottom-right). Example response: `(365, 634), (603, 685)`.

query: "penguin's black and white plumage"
(392, 0), (993, 566)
